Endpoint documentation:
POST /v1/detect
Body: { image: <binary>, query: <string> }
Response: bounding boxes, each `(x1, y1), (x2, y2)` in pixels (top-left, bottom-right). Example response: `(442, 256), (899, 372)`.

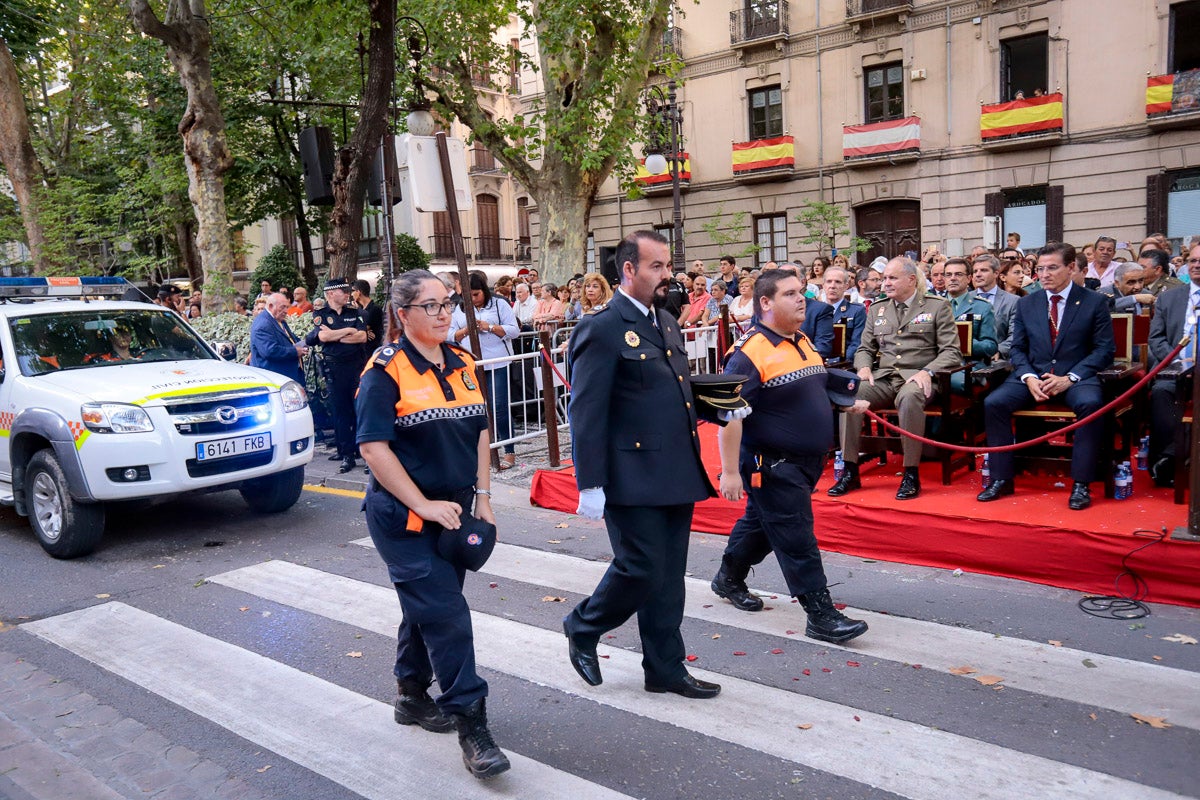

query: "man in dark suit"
(979, 242), (1115, 510)
(800, 296), (834, 358)
(1146, 245), (1200, 485)
(250, 292), (307, 385)
(563, 230), (724, 700)
(823, 266), (866, 361)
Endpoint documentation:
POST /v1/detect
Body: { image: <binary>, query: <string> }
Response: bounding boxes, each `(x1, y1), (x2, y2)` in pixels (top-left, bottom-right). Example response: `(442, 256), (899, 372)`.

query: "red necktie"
(1049, 294), (1061, 346)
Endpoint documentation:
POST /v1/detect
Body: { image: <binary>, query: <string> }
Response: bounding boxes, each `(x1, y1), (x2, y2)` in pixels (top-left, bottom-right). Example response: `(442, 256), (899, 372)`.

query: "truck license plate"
(196, 432), (272, 461)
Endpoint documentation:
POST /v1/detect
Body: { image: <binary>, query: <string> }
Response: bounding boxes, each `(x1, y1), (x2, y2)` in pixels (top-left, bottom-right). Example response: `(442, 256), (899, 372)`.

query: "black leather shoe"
(711, 558), (763, 612)
(1150, 457), (1176, 488)
(827, 461), (861, 496)
(564, 621), (602, 686)
(1068, 482), (1091, 510)
(895, 467), (920, 500)
(644, 673), (721, 699)
(977, 479), (1015, 502)
(338, 457), (357, 474)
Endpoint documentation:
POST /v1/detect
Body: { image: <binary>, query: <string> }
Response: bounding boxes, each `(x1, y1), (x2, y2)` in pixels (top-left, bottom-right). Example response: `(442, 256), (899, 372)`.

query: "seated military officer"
(828, 257), (962, 500)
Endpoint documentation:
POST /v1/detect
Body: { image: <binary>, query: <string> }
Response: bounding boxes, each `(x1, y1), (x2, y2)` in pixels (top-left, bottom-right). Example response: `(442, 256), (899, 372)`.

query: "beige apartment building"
(575, 0), (1200, 272)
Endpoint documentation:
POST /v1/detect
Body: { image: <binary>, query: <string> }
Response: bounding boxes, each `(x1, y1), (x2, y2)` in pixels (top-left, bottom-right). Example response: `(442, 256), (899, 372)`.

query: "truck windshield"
(9, 309), (214, 375)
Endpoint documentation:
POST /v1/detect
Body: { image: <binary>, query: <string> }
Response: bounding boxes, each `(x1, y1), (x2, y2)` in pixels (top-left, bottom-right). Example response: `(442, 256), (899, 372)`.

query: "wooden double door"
(855, 200), (921, 267)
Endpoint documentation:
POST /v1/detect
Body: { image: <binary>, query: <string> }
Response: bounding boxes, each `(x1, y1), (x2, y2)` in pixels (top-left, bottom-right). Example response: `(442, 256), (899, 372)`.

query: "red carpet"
(530, 423), (1200, 608)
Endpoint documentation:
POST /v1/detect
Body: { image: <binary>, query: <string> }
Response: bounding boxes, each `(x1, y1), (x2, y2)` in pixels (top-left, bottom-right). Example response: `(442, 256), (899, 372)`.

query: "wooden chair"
(1010, 313), (1149, 498)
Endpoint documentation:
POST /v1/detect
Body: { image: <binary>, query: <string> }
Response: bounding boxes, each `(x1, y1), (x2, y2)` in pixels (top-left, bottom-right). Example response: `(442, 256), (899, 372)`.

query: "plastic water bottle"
(1123, 460), (1135, 500)
(833, 451), (845, 481)
(981, 454), (992, 490)
(1114, 463), (1130, 500)
(1137, 436), (1149, 471)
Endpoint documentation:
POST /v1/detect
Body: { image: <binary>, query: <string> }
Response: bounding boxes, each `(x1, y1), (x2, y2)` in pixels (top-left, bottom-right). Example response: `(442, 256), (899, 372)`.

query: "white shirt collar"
(618, 287), (652, 317)
(1047, 283), (1073, 303)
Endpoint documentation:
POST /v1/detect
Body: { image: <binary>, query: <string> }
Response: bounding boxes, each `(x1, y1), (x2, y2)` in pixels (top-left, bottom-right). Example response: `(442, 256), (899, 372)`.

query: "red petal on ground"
(771, 649), (784, 655)
(821, 668), (832, 673)
(733, 651), (747, 656)
(846, 661), (861, 667)
(802, 669), (811, 676)
(686, 654), (698, 662)
(834, 603), (847, 610)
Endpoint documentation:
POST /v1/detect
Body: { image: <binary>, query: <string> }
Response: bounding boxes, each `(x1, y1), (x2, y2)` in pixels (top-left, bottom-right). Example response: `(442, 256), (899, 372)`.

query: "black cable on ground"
(1077, 528), (1168, 621)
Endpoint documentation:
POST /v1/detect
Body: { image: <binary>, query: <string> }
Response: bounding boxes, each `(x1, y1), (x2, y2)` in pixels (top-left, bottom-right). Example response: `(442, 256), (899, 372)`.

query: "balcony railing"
(430, 234), (471, 260)
(845, 0), (913, 23)
(732, 135), (794, 181)
(843, 116), (920, 164)
(658, 26), (683, 61)
(730, 1), (788, 47)
(980, 92), (1064, 149)
(1146, 68), (1200, 129)
(429, 235), (534, 264)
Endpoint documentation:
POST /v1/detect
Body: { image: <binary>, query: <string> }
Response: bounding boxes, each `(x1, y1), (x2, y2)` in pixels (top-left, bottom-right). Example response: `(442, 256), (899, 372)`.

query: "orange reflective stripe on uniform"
(737, 330), (825, 387)
(380, 347), (486, 428)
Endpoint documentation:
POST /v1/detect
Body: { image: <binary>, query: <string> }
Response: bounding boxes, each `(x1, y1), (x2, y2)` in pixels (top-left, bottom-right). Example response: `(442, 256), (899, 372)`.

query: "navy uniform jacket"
(311, 305), (367, 364)
(799, 297), (834, 358)
(1008, 285), (1114, 385)
(567, 290), (715, 506)
(830, 298), (867, 361)
(249, 310), (303, 384)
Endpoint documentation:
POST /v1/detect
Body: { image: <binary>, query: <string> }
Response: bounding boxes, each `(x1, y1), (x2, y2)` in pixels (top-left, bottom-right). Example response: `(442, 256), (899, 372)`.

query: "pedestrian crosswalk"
(20, 538), (1199, 800)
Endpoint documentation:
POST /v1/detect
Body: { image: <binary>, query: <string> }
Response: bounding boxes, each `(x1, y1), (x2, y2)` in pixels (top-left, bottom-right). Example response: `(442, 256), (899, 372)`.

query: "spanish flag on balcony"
(979, 93), (1064, 139)
(732, 135), (795, 173)
(634, 153), (691, 187)
(1146, 74), (1175, 115)
(843, 117), (921, 159)
(1147, 69), (1200, 116)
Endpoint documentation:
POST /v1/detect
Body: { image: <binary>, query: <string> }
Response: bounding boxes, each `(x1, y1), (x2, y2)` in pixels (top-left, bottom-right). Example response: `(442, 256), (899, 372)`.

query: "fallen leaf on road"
(711, 634), (721, 639)
(554, 523), (569, 529)
(796, 723), (813, 730)
(1161, 633), (1198, 645)
(541, 596), (566, 603)
(1089, 713), (1097, 721)
(974, 675), (1004, 686)
(153, 564), (164, 569)
(547, 539), (561, 544)
(1152, 655), (1163, 661)
(238, 607), (250, 612)
(1130, 713), (1172, 729)
(257, 765), (272, 773)
(949, 666), (977, 675)
(1082, 659), (1097, 668)
(1048, 640), (1063, 647)
(345, 651), (363, 658)
(95, 593), (110, 599)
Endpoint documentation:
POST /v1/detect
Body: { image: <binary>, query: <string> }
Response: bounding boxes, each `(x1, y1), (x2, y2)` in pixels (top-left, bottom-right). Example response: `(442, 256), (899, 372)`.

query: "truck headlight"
(81, 403), (154, 433)
(279, 381), (308, 413)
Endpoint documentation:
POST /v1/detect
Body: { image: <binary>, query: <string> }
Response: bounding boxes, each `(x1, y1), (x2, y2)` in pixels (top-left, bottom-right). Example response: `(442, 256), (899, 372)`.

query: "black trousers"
(985, 378), (1104, 484)
(324, 359), (361, 458)
(723, 451), (828, 597)
(1149, 377), (1181, 462)
(564, 503), (693, 685)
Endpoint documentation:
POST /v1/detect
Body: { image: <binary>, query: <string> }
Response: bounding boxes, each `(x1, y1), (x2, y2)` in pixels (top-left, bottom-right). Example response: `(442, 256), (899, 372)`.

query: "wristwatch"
(475, 488), (492, 497)
(1068, 374), (1080, 383)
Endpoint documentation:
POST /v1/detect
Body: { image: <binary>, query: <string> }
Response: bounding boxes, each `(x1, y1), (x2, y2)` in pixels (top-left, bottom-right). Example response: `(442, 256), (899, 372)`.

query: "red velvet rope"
(538, 344), (572, 391)
(861, 339), (1189, 454)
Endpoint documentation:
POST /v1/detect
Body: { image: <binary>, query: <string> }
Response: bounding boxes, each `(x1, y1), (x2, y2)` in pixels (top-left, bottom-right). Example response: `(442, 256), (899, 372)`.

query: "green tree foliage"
(793, 199), (871, 259)
(700, 204), (760, 261)
(251, 244), (302, 294)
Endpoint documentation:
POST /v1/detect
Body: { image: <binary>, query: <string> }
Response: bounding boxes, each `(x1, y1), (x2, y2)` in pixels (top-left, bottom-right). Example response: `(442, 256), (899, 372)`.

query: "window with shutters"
(754, 214), (788, 268)
(476, 194), (501, 259)
(748, 85), (783, 139)
(1000, 34), (1048, 101)
(1166, 169), (1200, 254)
(864, 62), (904, 124)
(586, 233), (596, 273)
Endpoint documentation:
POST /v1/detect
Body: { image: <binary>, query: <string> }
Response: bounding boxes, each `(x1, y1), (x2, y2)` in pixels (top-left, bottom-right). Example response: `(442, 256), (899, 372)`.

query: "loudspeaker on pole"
(299, 126), (335, 206)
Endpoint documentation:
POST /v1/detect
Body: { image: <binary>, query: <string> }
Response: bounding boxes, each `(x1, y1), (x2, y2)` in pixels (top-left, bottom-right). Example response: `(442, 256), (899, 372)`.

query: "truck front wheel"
(240, 466), (305, 514)
(25, 449), (105, 558)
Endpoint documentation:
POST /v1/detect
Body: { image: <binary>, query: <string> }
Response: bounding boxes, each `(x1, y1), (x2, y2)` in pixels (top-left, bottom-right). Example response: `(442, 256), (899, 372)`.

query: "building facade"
(576, 0), (1200, 270)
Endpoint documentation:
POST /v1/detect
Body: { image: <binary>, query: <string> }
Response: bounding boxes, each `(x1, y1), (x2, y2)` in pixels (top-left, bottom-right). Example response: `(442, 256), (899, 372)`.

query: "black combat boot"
(453, 699), (511, 779)
(710, 556), (764, 612)
(826, 461), (861, 496)
(798, 588), (869, 644)
(394, 680), (454, 733)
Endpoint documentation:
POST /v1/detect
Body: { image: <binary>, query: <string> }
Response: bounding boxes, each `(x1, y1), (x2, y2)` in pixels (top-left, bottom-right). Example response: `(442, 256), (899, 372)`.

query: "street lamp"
(644, 80), (684, 272)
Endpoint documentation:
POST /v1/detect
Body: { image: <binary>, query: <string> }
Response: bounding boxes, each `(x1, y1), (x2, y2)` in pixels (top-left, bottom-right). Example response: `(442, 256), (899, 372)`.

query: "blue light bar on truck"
(0, 276), (131, 299)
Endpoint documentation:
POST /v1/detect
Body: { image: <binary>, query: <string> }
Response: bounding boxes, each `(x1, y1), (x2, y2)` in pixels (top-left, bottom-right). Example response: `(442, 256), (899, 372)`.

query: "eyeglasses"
(1187, 258), (1200, 265)
(403, 301), (457, 317)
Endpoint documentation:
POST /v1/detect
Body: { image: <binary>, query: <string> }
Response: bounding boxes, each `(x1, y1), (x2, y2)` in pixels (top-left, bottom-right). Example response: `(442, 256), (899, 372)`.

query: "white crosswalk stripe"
(207, 558), (1188, 800)
(354, 537), (1200, 730)
(22, 602), (633, 800)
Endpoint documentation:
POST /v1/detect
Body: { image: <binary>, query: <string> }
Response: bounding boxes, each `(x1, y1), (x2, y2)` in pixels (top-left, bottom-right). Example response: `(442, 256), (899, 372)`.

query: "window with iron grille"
(749, 85), (783, 139)
(754, 214), (787, 267)
(864, 62), (904, 124)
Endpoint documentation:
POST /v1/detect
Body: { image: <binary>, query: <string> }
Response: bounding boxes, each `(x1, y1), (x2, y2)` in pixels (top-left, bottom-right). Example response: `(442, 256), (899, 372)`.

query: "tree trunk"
(130, 0), (235, 313)
(174, 216), (202, 289)
(534, 176), (593, 285)
(0, 37), (50, 273)
(325, 0), (394, 282)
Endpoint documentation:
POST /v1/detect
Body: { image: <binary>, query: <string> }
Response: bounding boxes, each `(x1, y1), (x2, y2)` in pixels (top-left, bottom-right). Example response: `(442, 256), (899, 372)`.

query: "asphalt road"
(0, 467), (1198, 800)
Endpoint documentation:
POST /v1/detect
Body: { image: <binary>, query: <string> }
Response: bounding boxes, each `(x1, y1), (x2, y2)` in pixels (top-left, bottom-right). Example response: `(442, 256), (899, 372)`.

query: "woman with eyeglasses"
(448, 273), (521, 469)
(355, 269), (511, 780)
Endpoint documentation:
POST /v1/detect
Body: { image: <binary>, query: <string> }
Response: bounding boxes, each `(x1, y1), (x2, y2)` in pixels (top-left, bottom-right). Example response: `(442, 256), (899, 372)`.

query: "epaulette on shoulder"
(585, 302), (609, 315)
(731, 328), (756, 351)
(924, 293), (949, 303)
(370, 343), (402, 368)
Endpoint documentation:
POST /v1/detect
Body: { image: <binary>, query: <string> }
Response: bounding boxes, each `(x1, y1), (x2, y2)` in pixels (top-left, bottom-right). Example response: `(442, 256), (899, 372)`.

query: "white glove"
(717, 407), (753, 422)
(576, 487), (605, 520)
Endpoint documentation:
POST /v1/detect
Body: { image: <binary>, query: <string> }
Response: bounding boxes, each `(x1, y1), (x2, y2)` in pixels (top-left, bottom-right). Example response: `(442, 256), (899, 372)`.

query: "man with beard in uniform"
(563, 229), (734, 699)
(312, 277), (368, 473)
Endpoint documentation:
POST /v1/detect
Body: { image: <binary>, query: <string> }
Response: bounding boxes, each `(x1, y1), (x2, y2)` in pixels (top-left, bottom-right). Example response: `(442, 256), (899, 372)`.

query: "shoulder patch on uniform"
(924, 293), (949, 303)
(586, 302), (609, 315)
(371, 344), (400, 368)
(731, 329), (756, 350)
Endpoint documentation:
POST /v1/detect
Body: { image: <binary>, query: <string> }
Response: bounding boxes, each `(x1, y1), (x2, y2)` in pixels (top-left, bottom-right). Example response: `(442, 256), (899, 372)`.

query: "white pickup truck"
(0, 277), (314, 558)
